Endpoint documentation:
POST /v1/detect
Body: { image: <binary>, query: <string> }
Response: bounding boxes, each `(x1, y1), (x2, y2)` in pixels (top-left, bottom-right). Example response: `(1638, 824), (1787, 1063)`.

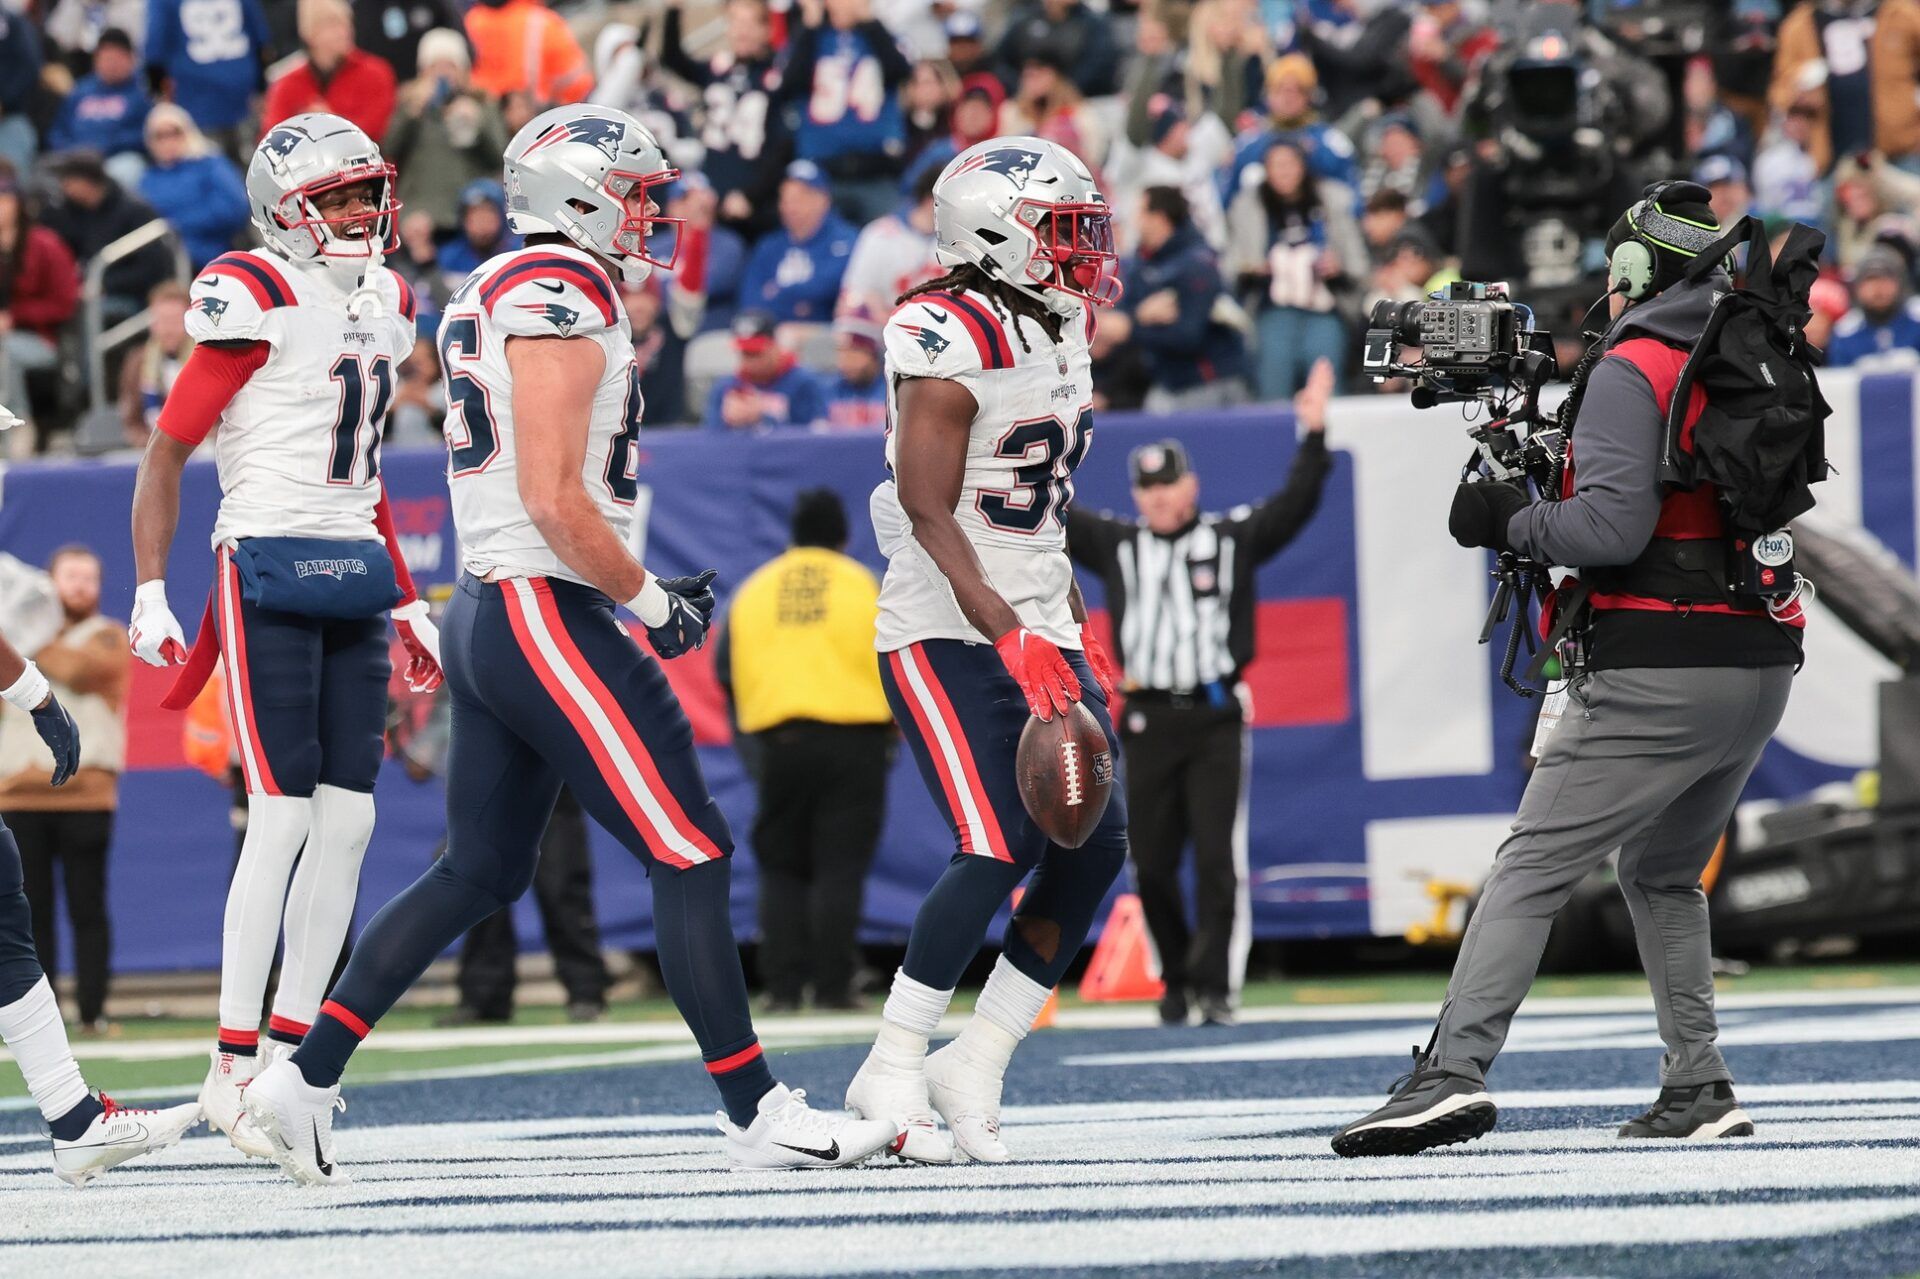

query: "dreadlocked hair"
(899, 263), (1067, 352)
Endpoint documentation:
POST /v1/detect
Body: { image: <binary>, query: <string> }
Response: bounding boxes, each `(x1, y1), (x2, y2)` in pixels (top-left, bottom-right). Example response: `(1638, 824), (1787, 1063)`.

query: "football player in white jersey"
(128, 114), (443, 1158)
(240, 105), (899, 1184)
(842, 138), (1131, 1164)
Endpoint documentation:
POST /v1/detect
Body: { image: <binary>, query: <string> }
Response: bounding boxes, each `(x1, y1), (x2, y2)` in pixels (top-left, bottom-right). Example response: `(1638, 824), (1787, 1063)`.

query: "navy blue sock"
(650, 859), (774, 1126)
(49, 1094), (103, 1142)
(901, 853), (1028, 990)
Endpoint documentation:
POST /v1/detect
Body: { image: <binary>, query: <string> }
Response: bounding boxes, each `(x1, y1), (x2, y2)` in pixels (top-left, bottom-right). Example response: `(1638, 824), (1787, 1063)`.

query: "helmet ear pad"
(1608, 238), (1656, 301)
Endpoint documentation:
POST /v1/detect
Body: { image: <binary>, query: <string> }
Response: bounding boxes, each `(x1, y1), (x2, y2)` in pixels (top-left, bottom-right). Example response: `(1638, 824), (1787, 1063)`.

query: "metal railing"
(77, 219), (191, 454)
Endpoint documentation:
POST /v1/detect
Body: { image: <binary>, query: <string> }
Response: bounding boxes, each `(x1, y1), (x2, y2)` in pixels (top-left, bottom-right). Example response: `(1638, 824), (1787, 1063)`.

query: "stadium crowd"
(0, 0), (1917, 448)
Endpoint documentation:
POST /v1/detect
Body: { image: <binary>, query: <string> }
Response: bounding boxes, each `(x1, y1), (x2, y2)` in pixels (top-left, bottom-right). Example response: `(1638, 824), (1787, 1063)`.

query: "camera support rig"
(1363, 282), (1564, 697)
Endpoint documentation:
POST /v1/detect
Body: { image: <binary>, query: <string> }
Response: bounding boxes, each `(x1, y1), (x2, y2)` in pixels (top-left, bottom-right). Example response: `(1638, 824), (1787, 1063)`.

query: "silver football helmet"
(503, 104), (681, 283)
(246, 113), (397, 271)
(932, 136), (1121, 317)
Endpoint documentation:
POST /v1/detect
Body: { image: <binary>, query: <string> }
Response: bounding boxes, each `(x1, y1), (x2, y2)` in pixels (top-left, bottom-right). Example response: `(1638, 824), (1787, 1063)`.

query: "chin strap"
(344, 261), (387, 324)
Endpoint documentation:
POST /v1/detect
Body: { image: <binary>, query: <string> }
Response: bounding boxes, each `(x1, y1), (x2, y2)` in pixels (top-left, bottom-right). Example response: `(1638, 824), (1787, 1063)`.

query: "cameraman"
(1333, 183), (1800, 1157)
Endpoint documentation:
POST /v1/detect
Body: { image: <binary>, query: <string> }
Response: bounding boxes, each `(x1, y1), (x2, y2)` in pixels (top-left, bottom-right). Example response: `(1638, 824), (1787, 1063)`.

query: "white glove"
(129, 580), (188, 667)
(391, 599), (444, 693)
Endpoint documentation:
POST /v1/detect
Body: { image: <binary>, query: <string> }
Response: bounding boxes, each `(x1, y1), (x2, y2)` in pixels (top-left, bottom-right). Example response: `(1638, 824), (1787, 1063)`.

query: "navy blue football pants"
(0, 818), (44, 1006)
(881, 639), (1128, 991)
(214, 544), (389, 797)
(300, 575), (766, 1097)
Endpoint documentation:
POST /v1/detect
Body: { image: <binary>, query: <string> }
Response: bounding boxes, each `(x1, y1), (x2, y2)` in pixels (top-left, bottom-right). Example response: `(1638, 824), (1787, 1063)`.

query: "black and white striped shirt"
(1065, 436), (1331, 694)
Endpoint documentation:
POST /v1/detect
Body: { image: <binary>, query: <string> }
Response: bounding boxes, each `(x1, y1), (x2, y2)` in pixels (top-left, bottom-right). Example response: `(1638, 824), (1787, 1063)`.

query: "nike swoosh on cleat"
(773, 1139), (840, 1162)
(312, 1123), (332, 1176)
(532, 281), (566, 293)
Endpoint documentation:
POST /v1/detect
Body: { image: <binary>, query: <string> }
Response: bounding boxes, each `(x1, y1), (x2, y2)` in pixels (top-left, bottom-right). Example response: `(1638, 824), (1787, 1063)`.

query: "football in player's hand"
(1016, 701), (1114, 849)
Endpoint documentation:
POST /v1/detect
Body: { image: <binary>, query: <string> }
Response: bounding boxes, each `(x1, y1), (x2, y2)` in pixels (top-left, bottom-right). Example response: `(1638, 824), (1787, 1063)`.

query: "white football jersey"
(871, 286), (1096, 652)
(439, 244), (641, 586)
(183, 250), (418, 547)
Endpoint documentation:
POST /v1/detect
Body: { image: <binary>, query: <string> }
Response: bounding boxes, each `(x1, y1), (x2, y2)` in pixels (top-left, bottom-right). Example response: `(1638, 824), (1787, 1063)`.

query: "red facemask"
(1021, 200), (1123, 307)
(606, 167), (685, 273)
(277, 164), (401, 258)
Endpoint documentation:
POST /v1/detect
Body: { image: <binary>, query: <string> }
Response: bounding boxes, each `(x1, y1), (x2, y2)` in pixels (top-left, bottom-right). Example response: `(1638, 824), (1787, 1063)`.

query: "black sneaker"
(1158, 987), (1190, 1026)
(1331, 1048), (1498, 1157)
(1617, 1081), (1754, 1140)
(1196, 995), (1237, 1027)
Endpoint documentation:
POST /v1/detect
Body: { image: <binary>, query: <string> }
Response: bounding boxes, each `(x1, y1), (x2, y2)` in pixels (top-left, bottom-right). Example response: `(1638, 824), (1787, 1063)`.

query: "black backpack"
(1660, 215), (1831, 534)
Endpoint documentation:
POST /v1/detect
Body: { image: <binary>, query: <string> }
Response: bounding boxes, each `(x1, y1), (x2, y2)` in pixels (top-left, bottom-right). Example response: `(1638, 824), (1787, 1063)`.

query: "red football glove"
(392, 600), (445, 693)
(1081, 623), (1119, 702)
(994, 627), (1080, 721)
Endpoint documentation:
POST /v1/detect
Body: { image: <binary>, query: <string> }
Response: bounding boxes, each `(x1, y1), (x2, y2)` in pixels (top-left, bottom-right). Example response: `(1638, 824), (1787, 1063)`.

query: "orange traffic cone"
(1077, 894), (1165, 1002)
(1009, 887), (1059, 1029)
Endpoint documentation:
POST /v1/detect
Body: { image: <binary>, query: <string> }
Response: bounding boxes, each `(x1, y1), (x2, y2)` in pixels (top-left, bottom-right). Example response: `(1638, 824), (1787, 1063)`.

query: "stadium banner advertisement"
(0, 368), (1907, 970)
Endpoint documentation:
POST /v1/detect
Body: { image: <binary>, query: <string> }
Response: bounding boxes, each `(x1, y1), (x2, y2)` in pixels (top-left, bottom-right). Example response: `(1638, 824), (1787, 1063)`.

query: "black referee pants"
(457, 787), (612, 1018)
(1121, 701), (1247, 1004)
(751, 722), (891, 1006)
(8, 809), (114, 1025)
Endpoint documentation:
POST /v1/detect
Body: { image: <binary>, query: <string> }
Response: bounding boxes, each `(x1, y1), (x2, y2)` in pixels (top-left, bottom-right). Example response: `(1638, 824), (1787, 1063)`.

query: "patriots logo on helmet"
(190, 295), (229, 325)
(518, 301), (580, 336)
(525, 117), (625, 163)
(261, 127), (308, 164)
(955, 148), (1044, 190)
(898, 324), (950, 358)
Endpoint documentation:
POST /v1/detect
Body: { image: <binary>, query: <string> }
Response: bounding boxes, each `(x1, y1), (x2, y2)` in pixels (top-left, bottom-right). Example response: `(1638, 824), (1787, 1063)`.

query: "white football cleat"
(846, 1051), (954, 1165)
(241, 1058), (350, 1186)
(925, 1041), (1011, 1164)
(719, 1083), (900, 1170)
(52, 1095), (204, 1187)
(201, 1047), (273, 1159)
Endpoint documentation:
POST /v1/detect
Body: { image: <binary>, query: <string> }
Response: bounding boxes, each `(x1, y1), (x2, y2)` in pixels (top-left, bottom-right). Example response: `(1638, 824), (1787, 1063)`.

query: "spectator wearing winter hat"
(438, 179), (521, 288)
(739, 161), (859, 325)
(841, 166), (942, 319)
(46, 29), (150, 188)
(818, 311), (888, 432)
(659, 0), (790, 240)
(1694, 154), (1756, 230)
(994, 0), (1119, 98)
(1224, 54), (1357, 204)
(1111, 186), (1249, 413)
(900, 72), (1006, 196)
(705, 310), (828, 432)
(1358, 113), (1427, 213)
(1828, 247), (1920, 370)
(780, 0), (915, 225)
(1109, 99), (1229, 254)
(260, 0), (397, 143)
(386, 28), (510, 235)
(137, 105), (249, 270)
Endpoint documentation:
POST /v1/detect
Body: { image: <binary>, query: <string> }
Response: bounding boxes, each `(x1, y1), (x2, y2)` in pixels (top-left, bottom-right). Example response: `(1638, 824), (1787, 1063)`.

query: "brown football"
(1016, 701), (1115, 849)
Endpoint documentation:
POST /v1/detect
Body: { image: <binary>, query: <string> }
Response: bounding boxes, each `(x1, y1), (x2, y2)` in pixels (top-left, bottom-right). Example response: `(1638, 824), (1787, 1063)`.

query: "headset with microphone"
(1605, 180), (1725, 301)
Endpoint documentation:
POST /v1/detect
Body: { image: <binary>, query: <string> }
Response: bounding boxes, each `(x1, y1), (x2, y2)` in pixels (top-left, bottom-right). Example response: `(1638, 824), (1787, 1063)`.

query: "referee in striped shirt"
(1065, 361), (1334, 1025)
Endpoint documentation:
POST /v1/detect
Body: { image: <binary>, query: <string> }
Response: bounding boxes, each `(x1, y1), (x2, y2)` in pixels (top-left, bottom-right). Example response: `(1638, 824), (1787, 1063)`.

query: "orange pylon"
(1077, 894), (1165, 1002)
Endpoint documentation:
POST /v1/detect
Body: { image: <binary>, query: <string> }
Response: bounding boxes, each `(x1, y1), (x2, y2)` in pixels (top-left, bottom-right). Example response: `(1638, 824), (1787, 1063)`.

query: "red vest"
(1564, 338), (1780, 621)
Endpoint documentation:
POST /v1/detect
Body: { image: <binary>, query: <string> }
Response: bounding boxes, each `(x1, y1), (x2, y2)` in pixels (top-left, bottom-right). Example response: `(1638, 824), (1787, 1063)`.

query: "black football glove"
(31, 692), (80, 787)
(645, 591), (712, 660)
(656, 569), (718, 624)
(1448, 480), (1530, 553)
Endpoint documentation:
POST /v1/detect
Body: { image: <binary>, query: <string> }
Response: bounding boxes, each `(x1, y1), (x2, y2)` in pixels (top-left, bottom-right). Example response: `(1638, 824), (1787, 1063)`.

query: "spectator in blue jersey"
(137, 105), (249, 269)
(780, 0), (914, 225)
(1827, 247), (1920, 371)
(739, 161), (858, 325)
(438, 179), (521, 289)
(0, 6), (42, 175)
(660, 0), (789, 240)
(993, 0), (1119, 99)
(1112, 186), (1249, 412)
(145, 0), (273, 155)
(705, 310), (827, 432)
(1224, 54), (1357, 204)
(48, 29), (151, 188)
(817, 311), (887, 432)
